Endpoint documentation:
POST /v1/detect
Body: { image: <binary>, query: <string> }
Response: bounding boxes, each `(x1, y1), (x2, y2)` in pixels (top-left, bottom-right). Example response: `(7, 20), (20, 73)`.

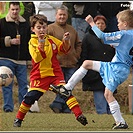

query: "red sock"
(16, 101), (31, 120)
(71, 105), (82, 118)
(66, 96), (82, 118)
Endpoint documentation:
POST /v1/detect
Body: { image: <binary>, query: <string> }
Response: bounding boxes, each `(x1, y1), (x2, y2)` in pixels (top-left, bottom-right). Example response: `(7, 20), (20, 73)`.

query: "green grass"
(0, 112), (133, 132)
(0, 69), (132, 132)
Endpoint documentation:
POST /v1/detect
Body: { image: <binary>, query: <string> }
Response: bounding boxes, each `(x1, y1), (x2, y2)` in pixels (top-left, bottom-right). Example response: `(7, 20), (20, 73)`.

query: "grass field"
(0, 69), (132, 132)
(0, 112), (133, 132)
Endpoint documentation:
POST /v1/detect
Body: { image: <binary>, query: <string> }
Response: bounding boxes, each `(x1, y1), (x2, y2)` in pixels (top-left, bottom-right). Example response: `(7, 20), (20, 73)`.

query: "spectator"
(79, 15), (115, 114)
(97, 2), (130, 32)
(33, 1), (63, 25)
(22, 2), (35, 23)
(0, 2), (35, 24)
(0, 2), (24, 19)
(71, 2), (98, 40)
(0, 2), (31, 112)
(48, 5), (82, 113)
(13, 14), (88, 127)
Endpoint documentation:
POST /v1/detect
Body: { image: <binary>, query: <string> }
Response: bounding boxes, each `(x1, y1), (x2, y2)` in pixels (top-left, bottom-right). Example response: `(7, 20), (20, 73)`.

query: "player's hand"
(85, 15), (95, 26)
(38, 34), (45, 51)
(63, 32), (70, 40)
(38, 41), (45, 51)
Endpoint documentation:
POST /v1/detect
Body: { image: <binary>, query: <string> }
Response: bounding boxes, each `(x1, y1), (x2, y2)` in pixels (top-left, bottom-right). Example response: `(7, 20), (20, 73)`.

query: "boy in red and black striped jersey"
(13, 14), (88, 127)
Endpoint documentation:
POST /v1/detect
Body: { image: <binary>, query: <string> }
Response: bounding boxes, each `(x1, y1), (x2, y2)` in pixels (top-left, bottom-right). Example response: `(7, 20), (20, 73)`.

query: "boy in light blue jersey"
(50, 9), (133, 129)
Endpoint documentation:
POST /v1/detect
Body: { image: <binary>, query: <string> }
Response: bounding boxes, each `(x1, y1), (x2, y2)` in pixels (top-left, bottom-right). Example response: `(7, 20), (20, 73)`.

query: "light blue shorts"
(100, 62), (130, 93)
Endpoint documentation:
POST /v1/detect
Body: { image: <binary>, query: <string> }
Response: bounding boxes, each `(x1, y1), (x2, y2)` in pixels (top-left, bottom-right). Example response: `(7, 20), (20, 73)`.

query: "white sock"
(109, 100), (125, 124)
(64, 66), (88, 90)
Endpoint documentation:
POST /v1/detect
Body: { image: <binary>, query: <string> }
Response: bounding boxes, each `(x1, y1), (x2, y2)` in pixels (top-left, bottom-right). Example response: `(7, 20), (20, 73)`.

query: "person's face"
(95, 19), (106, 31)
(55, 9), (68, 25)
(117, 18), (127, 30)
(8, 4), (20, 20)
(31, 21), (48, 39)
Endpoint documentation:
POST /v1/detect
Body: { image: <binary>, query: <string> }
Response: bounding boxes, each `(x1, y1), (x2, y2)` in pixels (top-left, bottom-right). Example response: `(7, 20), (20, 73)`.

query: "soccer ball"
(0, 66), (13, 87)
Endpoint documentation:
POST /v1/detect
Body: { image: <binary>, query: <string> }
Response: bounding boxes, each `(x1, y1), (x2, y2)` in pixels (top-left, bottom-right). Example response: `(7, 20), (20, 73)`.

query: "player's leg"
(50, 67), (77, 113)
(104, 88), (128, 129)
(59, 93), (88, 126)
(102, 63), (130, 129)
(13, 90), (43, 127)
(64, 60), (92, 91)
(50, 61), (101, 126)
(50, 60), (100, 94)
(50, 60), (101, 126)
(14, 77), (55, 127)
(50, 75), (88, 126)
(50, 87), (88, 126)
(93, 90), (111, 114)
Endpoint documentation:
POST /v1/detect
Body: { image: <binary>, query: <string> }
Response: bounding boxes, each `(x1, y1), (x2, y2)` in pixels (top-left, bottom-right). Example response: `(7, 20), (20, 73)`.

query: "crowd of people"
(0, 1), (132, 130)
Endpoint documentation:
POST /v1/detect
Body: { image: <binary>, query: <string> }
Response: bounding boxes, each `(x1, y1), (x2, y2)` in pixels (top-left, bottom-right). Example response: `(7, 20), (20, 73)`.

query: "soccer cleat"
(77, 114), (88, 126)
(112, 122), (128, 129)
(13, 118), (22, 127)
(50, 84), (72, 97)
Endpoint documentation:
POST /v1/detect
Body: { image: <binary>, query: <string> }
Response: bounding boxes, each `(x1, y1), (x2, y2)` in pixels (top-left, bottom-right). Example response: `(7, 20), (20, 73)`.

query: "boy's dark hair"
(9, 2), (20, 7)
(30, 14), (47, 27)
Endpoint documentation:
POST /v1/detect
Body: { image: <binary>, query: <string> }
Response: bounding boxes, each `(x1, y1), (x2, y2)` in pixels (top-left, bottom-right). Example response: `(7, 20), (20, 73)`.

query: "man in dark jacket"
(0, 2), (31, 112)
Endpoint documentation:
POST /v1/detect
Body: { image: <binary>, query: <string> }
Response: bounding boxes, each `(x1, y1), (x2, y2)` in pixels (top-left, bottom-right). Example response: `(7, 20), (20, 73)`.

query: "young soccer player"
(50, 9), (133, 129)
(13, 14), (88, 127)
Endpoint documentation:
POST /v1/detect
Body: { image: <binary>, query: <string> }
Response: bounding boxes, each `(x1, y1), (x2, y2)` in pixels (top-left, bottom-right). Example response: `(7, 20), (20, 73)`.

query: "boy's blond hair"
(117, 9), (133, 28)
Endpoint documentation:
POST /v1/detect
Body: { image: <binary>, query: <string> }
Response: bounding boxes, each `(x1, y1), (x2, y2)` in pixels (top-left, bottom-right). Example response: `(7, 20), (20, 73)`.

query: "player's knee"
(82, 60), (91, 69)
(104, 91), (108, 100)
(104, 89), (113, 102)
(23, 90), (43, 105)
(23, 95), (36, 105)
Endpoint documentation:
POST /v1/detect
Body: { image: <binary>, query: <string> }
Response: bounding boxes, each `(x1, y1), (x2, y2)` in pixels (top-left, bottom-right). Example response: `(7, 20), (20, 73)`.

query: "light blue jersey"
(92, 25), (133, 92)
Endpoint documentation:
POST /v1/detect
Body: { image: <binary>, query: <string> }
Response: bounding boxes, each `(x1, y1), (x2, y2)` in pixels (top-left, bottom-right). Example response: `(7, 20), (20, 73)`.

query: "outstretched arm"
(85, 15), (104, 39)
